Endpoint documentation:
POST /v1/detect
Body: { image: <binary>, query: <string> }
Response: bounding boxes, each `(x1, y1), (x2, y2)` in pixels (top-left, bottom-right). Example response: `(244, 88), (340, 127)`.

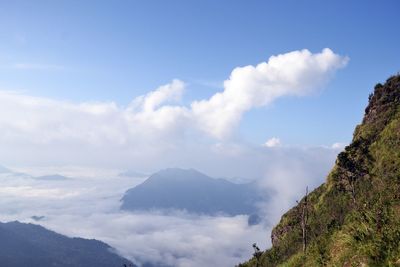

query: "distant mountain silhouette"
(0, 165), (72, 181)
(0, 221), (134, 267)
(0, 165), (12, 174)
(121, 168), (265, 216)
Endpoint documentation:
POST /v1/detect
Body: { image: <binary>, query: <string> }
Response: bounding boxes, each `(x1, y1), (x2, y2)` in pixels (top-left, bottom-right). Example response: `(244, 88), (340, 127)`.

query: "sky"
(0, 1), (399, 266)
(0, 0), (399, 151)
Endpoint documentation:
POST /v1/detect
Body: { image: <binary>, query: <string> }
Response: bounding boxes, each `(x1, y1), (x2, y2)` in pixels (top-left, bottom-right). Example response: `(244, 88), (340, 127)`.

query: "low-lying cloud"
(0, 171), (266, 267)
(0, 142), (342, 267)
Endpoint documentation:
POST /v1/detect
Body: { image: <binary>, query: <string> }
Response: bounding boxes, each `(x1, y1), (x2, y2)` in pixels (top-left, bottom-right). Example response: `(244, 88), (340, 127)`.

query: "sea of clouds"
(0, 48), (348, 266)
(0, 142), (341, 267)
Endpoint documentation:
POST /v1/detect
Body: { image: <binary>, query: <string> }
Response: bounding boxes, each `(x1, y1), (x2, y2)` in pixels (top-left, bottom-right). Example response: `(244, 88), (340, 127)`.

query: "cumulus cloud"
(128, 79), (185, 113)
(0, 48), (347, 168)
(0, 81), (189, 167)
(263, 137), (281, 148)
(192, 48), (348, 138)
(0, 79), (187, 146)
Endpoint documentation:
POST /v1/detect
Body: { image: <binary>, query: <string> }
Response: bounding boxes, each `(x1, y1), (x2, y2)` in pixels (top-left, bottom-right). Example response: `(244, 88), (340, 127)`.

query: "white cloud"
(331, 142), (346, 150)
(0, 186), (80, 199)
(257, 145), (339, 225)
(0, 80), (189, 164)
(128, 79), (185, 112)
(191, 48), (348, 138)
(0, 48), (347, 168)
(0, 171), (266, 267)
(0, 143), (339, 267)
(263, 137), (281, 148)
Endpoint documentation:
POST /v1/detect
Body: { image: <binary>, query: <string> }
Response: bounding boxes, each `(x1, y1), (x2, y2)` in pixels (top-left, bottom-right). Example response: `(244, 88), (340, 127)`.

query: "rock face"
(240, 75), (400, 266)
(121, 168), (265, 216)
(0, 221), (134, 267)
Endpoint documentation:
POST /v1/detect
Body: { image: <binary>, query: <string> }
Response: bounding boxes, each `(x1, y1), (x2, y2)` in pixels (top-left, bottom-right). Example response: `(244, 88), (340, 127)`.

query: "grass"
(238, 75), (400, 267)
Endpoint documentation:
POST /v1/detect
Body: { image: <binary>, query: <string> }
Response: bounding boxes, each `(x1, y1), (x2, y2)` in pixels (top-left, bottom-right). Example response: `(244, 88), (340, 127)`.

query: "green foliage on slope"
(239, 74), (400, 267)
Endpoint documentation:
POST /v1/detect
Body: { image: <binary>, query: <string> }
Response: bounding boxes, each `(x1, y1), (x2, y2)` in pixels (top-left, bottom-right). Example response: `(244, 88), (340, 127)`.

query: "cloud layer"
(0, 48), (347, 168)
(0, 171), (266, 267)
(0, 144), (340, 267)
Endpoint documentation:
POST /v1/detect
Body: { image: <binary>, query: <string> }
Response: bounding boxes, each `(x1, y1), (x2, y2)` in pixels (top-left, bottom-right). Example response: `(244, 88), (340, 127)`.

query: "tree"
(252, 243), (262, 267)
(296, 186), (309, 253)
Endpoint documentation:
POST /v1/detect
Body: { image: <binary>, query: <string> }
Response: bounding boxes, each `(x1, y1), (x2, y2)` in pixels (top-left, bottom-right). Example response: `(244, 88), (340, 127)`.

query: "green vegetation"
(239, 74), (400, 267)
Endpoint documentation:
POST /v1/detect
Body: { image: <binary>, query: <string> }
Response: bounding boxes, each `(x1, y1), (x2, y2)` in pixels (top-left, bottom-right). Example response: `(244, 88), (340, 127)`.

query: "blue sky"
(0, 0), (399, 148)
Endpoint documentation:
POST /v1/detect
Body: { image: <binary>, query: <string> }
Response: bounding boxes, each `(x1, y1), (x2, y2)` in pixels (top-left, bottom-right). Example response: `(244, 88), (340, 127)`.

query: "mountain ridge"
(0, 220), (134, 267)
(240, 74), (400, 266)
(121, 168), (265, 216)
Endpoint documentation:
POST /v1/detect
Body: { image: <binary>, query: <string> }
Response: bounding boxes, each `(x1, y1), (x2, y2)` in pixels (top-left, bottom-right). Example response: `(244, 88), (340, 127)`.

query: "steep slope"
(0, 221), (134, 267)
(121, 168), (264, 216)
(240, 74), (400, 266)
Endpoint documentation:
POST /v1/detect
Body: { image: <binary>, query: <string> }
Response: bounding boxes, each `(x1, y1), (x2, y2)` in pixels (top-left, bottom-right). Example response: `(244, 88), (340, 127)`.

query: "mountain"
(0, 221), (134, 267)
(121, 168), (265, 216)
(240, 75), (400, 266)
(0, 165), (12, 174)
(0, 166), (34, 178)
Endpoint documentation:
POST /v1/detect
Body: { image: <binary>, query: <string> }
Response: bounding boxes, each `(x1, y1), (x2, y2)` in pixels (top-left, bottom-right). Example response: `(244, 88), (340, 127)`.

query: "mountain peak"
(121, 168), (264, 216)
(0, 165), (12, 174)
(354, 74), (400, 141)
